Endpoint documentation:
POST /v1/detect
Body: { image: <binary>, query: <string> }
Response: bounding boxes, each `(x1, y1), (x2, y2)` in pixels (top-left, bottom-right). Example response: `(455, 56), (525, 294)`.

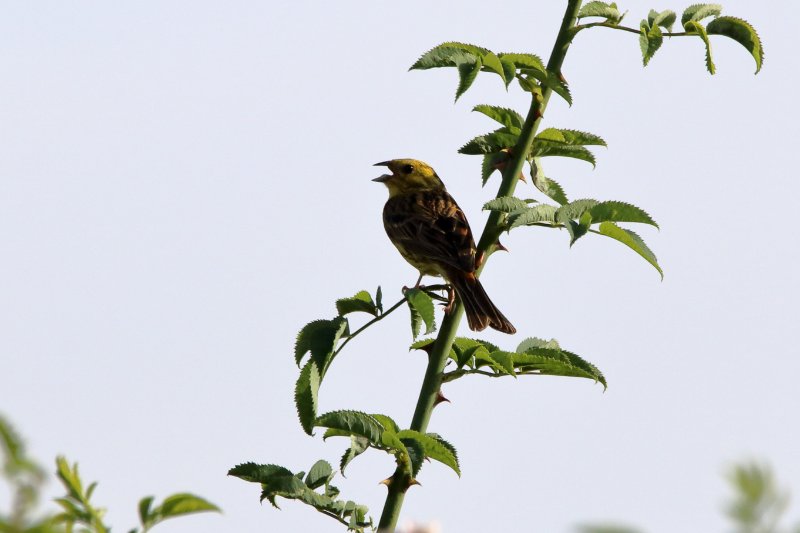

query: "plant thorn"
(495, 241), (509, 253)
(435, 390), (451, 406)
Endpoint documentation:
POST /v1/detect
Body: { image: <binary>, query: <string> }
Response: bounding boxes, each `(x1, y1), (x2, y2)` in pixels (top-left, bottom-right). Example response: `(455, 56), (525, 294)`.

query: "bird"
(373, 158), (516, 334)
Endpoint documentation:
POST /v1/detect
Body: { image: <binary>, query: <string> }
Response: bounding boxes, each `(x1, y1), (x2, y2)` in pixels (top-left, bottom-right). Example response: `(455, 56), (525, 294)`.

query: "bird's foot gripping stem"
(442, 285), (456, 314)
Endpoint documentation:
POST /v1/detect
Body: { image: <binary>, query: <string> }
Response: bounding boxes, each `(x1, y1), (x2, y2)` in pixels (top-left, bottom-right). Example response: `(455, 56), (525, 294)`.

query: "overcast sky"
(2, 1), (798, 532)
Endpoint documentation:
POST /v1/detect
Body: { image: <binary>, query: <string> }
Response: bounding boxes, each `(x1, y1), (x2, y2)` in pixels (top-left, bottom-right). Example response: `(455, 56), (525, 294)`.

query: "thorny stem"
(377, 1), (585, 530)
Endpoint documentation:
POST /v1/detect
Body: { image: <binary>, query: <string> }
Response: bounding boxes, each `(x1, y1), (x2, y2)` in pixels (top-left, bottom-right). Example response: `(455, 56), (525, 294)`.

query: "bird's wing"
(384, 190), (477, 273)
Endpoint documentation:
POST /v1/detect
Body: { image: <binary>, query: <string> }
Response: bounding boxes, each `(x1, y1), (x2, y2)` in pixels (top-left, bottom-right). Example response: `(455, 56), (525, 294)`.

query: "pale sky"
(2, 2), (798, 532)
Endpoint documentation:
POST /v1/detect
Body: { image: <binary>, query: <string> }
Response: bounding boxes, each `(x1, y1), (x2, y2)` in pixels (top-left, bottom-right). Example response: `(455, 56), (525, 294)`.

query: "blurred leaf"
(725, 462), (791, 532)
(146, 493), (220, 529)
(517, 337), (560, 351)
(707, 17), (764, 73)
(315, 411), (384, 446)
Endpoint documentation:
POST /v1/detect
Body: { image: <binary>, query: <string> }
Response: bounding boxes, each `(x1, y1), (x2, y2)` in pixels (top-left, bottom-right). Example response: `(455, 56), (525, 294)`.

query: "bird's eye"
(402, 164), (414, 174)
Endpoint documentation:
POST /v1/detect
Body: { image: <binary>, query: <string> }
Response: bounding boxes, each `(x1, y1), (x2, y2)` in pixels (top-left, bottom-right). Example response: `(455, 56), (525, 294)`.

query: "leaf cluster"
(53, 457), (219, 533)
(410, 42), (571, 104)
(228, 461), (371, 532)
(576, 2), (763, 73)
(410, 337), (606, 388)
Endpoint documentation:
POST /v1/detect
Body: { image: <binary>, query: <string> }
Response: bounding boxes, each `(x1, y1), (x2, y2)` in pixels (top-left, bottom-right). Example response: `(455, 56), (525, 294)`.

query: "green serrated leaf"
(523, 69), (572, 105)
(514, 346), (607, 389)
(459, 131), (520, 155)
(480, 51), (507, 84)
(536, 128), (606, 146)
(409, 338), (436, 351)
(684, 20), (716, 74)
(472, 104), (523, 130)
(565, 211), (593, 246)
(439, 41), (491, 55)
(588, 201), (658, 228)
(370, 413), (400, 434)
(481, 152), (510, 186)
(405, 288), (436, 338)
(556, 199), (600, 224)
(483, 196), (529, 213)
(597, 221), (663, 278)
(294, 317), (349, 372)
(640, 20), (664, 66)
(455, 55), (482, 102)
(681, 3), (722, 26)
(228, 463), (293, 483)
(336, 291), (378, 317)
(578, 1), (622, 23)
(315, 411), (384, 446)
(497, 52), (546, 74)
(451, 337), (486, 368)
(530, 158), (568, 205)
(305, 460), (334, 490)
(648, 9), (677, 32)
(532, 141), (596, 166)
(499, 58), (516, 88)
(410, 45), (478, 70)
(506, 205), (558, 230)
(489, 351), (516, 376)
(340, 436), (370, 476)
(295, 361), (320, 435)
(396, 430), (461, 476)
(399, 437), (425, 477)
(706, 16), (764, 74)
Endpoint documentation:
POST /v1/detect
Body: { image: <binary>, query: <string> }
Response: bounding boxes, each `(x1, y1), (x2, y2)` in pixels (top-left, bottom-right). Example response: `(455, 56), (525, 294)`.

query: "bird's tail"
(449, 271), (516, 334)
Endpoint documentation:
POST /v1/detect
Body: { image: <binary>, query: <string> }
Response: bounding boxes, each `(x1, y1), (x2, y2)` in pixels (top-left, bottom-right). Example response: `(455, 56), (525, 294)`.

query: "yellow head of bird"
(372, 159), (445, 196)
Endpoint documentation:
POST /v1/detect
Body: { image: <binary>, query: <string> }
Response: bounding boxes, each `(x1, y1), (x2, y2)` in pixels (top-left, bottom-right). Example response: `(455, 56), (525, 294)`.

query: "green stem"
(377, 1), (583, 530)
(574, 21), (690, 37)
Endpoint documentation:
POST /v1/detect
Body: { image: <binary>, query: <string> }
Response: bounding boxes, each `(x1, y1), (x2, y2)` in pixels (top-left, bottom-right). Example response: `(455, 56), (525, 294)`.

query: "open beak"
(372, 161), (393, 183)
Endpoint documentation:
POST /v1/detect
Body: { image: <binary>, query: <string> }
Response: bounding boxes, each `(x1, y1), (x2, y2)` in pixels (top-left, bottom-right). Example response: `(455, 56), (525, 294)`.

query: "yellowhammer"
(373, 159), (516, 334)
